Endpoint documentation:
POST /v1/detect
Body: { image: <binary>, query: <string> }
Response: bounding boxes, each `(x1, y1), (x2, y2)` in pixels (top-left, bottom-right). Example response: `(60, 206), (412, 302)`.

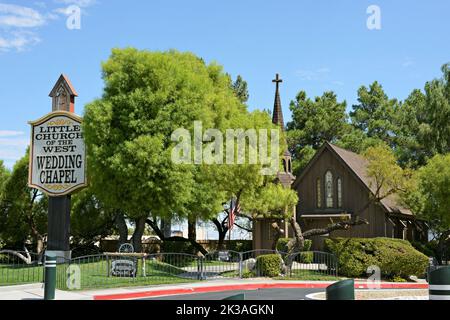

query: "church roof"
(49, 74), (78, 97)
(293, 142), (413, 216)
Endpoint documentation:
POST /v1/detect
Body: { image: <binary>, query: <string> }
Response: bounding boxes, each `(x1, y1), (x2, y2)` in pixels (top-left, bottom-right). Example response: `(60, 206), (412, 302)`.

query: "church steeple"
(271, 73), (294, 180)
(272, 73), (284, 130)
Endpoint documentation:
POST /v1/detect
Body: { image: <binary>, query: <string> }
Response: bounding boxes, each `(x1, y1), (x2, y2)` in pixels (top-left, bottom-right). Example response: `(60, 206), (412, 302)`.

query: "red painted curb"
(93, 282), (428, 300)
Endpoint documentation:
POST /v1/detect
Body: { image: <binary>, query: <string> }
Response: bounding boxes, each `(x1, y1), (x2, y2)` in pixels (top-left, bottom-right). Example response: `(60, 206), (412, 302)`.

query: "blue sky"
(0, 0), (449, 169)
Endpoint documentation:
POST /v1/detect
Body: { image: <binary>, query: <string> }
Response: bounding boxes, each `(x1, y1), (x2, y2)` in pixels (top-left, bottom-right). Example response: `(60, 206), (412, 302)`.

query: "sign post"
(28, 74), (86, 263)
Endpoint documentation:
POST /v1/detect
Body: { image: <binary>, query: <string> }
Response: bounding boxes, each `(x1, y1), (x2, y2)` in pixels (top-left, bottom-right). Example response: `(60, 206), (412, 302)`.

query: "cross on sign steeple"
(272, 73), (284, 130)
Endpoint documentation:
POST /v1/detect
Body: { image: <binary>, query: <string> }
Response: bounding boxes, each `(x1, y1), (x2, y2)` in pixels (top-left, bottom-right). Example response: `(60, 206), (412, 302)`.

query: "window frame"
(316, 178), (322, 208)
(324, 170), (334, 208)
(337, 177), (343, 208)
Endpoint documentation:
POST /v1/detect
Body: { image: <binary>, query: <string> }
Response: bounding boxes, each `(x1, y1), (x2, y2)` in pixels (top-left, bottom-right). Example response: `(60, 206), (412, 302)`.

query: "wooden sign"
(28, 110), (87, 196)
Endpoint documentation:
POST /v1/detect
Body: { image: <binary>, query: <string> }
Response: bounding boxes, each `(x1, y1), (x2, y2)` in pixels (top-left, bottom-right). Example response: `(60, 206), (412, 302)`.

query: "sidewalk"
(0, 279), (429, 300)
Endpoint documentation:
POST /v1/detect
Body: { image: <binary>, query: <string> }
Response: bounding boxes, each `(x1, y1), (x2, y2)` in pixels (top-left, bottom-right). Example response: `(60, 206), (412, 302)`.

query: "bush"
(411, 241), (436, 257)
(325, 237), (429, 279)
(228, 240), (252, 252)
(298, 252), (314, 264)
(276, 238), (312, 252)
(161, 241), (195, 254)
(255, 254), (282, 277)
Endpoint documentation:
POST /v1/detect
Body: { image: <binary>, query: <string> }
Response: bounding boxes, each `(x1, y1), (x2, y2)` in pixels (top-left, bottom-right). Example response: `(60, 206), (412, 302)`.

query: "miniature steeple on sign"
(49, 74), (78, 113)
(28, 75), (87, 196)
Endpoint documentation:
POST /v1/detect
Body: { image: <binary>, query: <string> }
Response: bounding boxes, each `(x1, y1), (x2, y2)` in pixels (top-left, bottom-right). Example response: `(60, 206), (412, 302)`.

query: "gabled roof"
(49, 74), (78, 97)
(293, 142), (412, 216)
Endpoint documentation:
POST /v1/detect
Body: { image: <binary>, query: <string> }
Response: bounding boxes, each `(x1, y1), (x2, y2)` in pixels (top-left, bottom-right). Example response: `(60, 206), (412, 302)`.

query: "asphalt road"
(143, 288), (324, 300)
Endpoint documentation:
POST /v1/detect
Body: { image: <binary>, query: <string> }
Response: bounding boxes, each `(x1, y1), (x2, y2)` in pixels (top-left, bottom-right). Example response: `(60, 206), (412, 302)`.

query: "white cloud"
(0, 138), (28, 146)
(55, 0), (96, 8)
(402, 57), (415, 68)
(0, 0), (97, 52)
(0, 133), (28, 168)
(0, 31), (40, 51)
(0, 3), (45, 28)
(0, 130), (24, 137)
(34, 2), (47, 9)
(332, 80), (345, 86)
(296, 67), (331, 81)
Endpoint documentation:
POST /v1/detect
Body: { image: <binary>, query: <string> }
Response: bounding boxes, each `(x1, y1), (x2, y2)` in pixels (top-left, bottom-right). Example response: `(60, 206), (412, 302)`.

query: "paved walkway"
(0, 279), (429, 300)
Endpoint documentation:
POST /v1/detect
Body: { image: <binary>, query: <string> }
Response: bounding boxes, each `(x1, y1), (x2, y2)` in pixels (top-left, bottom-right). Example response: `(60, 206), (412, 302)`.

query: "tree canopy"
(83, 48), (295, 252)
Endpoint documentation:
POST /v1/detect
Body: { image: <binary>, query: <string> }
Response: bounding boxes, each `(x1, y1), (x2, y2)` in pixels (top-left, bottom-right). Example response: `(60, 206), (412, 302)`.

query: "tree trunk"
(271, 221), (285, 251)
(437, 229), (450, 265)
(211, 218), (228, 250)
(115, 211), (128, 246)
(160, 218), (172, 238)
(146, 218), (208, 255)
(30, 224), (44, 256)
(188, 216), (196, 242)
(131, 216), (146, 253)
(36, 235), (44, 255)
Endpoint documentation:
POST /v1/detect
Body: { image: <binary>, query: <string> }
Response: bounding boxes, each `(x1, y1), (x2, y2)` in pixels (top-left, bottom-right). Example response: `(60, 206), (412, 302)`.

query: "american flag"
(228, 199), (241, 230)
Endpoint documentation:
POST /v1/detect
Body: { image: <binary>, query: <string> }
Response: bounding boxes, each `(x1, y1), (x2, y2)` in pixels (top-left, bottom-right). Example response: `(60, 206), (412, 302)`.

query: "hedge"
(298, 252), (314, 264)
(276, 238), (312, 252)
(325, 237), (429, 279)
(255, 254), (282, 277)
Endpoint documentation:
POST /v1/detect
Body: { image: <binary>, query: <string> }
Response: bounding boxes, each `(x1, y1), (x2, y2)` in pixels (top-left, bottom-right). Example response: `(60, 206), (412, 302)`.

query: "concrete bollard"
(429, 266), (450, 300)
(326, 279), (355, 300)
(44, 254), (57, 300)
(223, 293), (245, 300)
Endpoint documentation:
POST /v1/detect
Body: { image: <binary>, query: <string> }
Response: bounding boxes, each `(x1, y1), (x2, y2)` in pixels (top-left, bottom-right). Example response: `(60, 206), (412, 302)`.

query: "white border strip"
(429, 285), (450, 290)
(429, 295), (450, 300)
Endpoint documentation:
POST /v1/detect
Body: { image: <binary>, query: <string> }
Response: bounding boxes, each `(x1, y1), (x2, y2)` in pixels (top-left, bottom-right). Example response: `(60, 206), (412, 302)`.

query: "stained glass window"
(316, 178), (322, 208)
(325, 171), (333, 208)
(337, 178), (342, 208)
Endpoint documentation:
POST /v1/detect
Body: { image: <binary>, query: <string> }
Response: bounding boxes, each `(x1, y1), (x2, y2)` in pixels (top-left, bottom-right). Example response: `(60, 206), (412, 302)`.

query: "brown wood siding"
(295, 148), (387, 243)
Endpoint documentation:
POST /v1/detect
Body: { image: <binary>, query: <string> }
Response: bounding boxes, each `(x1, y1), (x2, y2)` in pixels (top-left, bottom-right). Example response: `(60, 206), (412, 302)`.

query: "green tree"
(231, 75), (249, 104)
(350, 81), (398, 147)
(405, 154), (450, 263)
(394, 89), (428, 167)
(70, 188), (116, 253)
(336, 127), (383, 154)
(204, 109), (293, 249)
(395, 64), (450, 168)
(286, 91), (348, 174)
(0, 160), (9, 196)
(83, 49), (246, 252)
(0, 151), (47, 254)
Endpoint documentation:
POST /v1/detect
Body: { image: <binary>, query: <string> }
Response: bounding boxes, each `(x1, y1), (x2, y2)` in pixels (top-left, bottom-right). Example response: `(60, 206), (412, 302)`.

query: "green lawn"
(1, 259), (341, 290)
(220, 269), (341, 281)
(276, 270), (342, 281)
(0, 264), (45, 286)
(1, 258), (198, 290)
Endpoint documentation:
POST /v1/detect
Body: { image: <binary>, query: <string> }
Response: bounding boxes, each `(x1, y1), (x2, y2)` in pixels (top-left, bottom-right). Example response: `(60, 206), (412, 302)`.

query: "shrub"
(228, 240), (252, 252)
(392, 276), (407, 282)
(325, 237), (429, 279)
(298, 252), (314, 264)
(161, 241), (195, 254)
(411, 240), (441, 259)
(255, 254), (282, 277)
(276, 238), (312, 252)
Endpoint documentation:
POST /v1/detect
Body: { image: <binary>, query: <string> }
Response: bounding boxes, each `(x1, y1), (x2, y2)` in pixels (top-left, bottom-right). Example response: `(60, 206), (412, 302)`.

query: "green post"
(326, 279), (355, 300)
(429, 266), (450, 300)
(44, 254), (57, 300)
(223, 293), (245, 300)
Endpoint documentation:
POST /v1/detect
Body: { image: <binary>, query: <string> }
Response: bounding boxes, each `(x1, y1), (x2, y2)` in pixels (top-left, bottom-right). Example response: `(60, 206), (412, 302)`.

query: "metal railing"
(1, 249), (338, 290)
(0, 251), (45, 286)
